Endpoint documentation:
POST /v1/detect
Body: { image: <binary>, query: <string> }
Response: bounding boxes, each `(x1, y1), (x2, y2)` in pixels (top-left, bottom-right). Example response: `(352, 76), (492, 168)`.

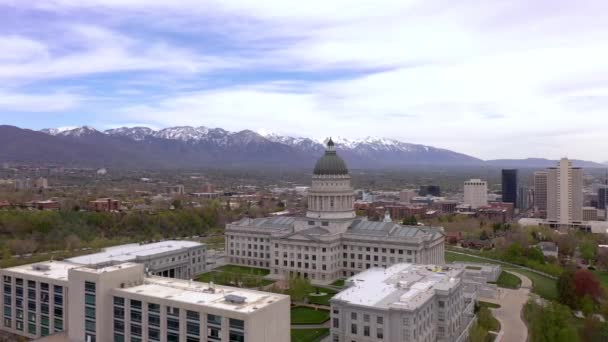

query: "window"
(130, 310), (142, 323)
(148, 328), (160, 341)
(333, 318), (339, 328)
(148, 303), (160, 313)
(130, 300), (142, 310)
(364, 326), (370, 337)
(113, 297), (124, 306)
(167, 332), (179, 342)
(208, 314), (222, 325)
(85, 294), (95, 306)
(377, 316), (384, 325)
(377, 327), (384, 339)
(54, 318), (63, 330)
(148, 314), (160, 327)
(28, 323), (36, 335)
(351, 324), (357, 334)
(85, 281), (96, 293)
(114, 320), (125, 333)
(351, 312), (357, 320)
(85, 306), (96, 319)
(85, 319), (96, 333)
(186, 310), (199, 321)
(113, 307), (124, 319)
(187, 322), (200, 336)
(363, 314), (370, 323)
(229, 331), (245, 342)
(130, 324), (142, 337)
(230, 319), (244, 330)
(167, 318), (180, 331)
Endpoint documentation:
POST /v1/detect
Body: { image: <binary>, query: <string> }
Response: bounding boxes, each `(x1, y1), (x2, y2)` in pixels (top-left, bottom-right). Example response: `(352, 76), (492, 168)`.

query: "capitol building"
(225, 139), (445, 284)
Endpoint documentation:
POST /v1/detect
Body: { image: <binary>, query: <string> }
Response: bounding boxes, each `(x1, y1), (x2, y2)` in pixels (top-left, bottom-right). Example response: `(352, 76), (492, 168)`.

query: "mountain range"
(0, 125), (604, 169)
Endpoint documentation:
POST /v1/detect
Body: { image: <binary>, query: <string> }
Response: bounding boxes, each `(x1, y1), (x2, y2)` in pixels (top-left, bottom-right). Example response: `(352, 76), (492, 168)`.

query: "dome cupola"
(313, 138), (349, 175)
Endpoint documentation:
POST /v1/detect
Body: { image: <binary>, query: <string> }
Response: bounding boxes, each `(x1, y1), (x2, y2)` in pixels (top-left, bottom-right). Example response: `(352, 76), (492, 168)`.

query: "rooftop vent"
(225, 294), (247, 304)
(32, 264), (51, 271)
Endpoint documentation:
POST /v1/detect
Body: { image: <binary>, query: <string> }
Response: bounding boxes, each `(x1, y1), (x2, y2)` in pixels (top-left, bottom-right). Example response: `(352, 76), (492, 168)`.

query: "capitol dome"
(313, 138), (349, 175)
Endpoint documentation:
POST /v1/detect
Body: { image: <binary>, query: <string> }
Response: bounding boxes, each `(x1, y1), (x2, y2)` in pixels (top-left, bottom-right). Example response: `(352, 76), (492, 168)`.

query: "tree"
(504, 242), (524, 263)
(527, 301), (579, 342)
(580, 316), (608, 342)
(557, 234), (577, 258)
(573, 269), (604, 303)
(557, 269), (577, 308)
(580, 240), (598, 264)
(402, 216), (417, 226)
(1, 246), (11, 262)
(526, 247), (546, 264)
(479, 230), (489, 241)
(288, 276), (314, 302)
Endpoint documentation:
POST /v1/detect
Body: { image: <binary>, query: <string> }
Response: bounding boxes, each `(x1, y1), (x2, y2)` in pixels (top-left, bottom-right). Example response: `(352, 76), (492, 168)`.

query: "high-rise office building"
(518, 186), (534, 211)
(419, 185), (441, 197)
(534, 171), (548, 217)
(547, 158), (583, 224)
(598, 186), (608, 210)
(501, 169), (518, 208)
(463, 179), (488, 209)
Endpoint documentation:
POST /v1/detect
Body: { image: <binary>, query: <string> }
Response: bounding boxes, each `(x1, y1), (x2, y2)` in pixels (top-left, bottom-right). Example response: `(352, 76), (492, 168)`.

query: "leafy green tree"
(288, 276), (314, 302)
(527, 301), (579, 342)
(402, 216), (417, 226)
(526, 247), (546, 264)
(580, 241), (598, 265)
(557, 269), (577, 309)
(580, 296), (595, 316)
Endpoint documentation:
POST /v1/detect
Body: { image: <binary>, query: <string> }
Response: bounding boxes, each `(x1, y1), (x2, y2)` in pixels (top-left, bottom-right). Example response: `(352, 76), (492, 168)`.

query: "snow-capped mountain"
(29, 125), (483, 168)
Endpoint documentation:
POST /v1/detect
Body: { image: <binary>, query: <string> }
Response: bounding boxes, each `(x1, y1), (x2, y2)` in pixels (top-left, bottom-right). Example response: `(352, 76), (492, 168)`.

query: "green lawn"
(330, 279), (345, 287)
(445, 251), (509, 266)
(195, 265), (273, 288)
(291, 328), (330, 342)
(291, 307), (330, 325)
(495, 271), (522, 289)
(446, 251), (558, 301)
(215, 264), (270, 275)
(505, 268), (558, 301)
(591, 270), (608, 288)
(308, 288), (337, 306)
(478, 301), (501, 309)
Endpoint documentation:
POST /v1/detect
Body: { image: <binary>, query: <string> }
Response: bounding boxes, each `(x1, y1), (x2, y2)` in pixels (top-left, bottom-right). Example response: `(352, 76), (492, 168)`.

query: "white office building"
(226, 139), (446, 284)
(0, 261), (290, 342)
(463, 179), (488, 209)
(67, 240), (207, 280)
(330, 264), (475, 342)
(547, 158), (583, 225)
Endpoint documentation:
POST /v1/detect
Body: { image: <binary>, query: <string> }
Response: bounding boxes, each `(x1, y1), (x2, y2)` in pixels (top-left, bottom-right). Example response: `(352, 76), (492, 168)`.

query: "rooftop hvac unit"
(225, 294), (247, 304)
(32, 264), (51, 271)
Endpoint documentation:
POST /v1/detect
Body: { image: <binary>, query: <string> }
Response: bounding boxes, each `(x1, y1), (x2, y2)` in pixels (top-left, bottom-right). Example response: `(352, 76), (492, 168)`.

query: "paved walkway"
(480, 271), (531, 342)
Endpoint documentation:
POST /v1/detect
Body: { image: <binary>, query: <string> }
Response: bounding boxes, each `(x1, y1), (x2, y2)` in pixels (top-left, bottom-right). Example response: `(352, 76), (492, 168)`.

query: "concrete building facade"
(330, 264), (476, 342)
(463, 179), (488, 209)
(547, 158), (583, 225)
(0, 261), (290, 342)
(225, 140), (445, 284)
(534, 171), (548, 217)
(66, 241), (207, 280)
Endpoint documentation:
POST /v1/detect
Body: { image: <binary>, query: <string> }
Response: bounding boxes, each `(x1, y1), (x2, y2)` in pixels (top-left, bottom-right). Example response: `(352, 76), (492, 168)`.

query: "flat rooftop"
(333, 264), (462, 310)
(116, 276), (288, 314)
(67, 240), (203, 266)
(1, 261), (79, 282)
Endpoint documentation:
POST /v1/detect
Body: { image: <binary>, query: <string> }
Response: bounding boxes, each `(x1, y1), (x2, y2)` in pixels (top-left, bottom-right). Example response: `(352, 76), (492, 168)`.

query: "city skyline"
(1, 1), (608, 161)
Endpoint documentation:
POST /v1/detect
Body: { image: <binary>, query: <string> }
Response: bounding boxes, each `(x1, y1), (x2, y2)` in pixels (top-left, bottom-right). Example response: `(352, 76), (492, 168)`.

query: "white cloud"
(0, 90), (80, 112)
(2, 0), (608, 160)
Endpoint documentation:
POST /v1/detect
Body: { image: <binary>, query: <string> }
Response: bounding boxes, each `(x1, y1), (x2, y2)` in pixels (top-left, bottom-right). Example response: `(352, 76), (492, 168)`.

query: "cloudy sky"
(0, 0), (607, 161)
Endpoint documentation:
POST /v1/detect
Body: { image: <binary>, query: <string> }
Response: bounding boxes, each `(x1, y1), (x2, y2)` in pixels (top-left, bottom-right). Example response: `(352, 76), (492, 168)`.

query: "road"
(479, 271), (532, 342)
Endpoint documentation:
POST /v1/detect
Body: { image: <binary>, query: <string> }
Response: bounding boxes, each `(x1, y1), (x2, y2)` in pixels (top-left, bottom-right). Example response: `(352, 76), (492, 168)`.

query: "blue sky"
(1, 0), (608, 161)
